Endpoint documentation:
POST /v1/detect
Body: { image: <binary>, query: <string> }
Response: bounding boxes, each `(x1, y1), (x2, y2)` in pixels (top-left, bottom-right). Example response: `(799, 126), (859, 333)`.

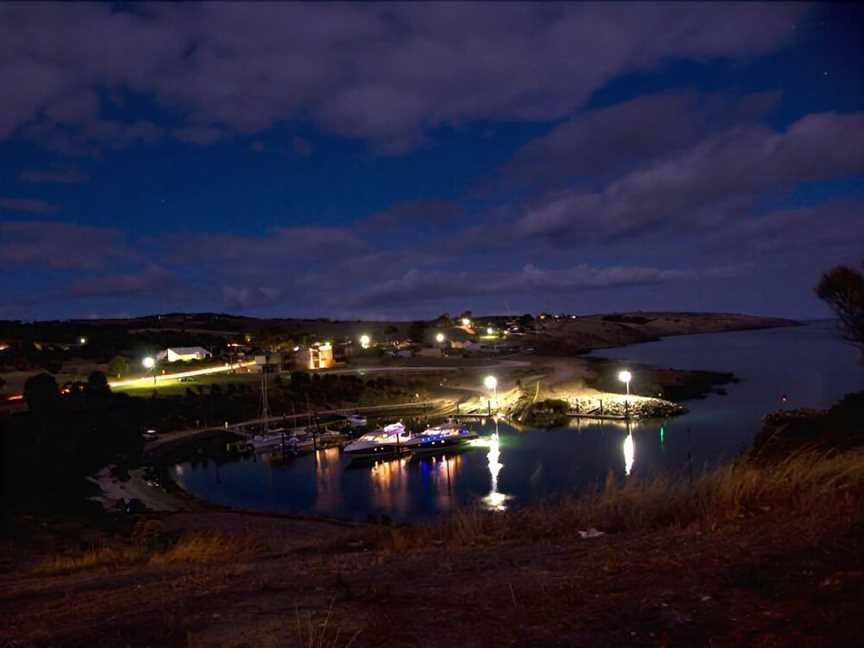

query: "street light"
(79, 336), (87, 345)
(486, 327), (495, 336)
(435, 332), (446, 344)
(617, 369), (632, 396)
(484, 374), (498, 415)
(142, 356), (156, 385)
(359, 334), (371, 349)
(461, 318), (471, 327)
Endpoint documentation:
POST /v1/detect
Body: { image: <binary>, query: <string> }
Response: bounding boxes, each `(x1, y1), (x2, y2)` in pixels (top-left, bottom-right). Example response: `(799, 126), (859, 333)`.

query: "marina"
(172, 322), (863, 521)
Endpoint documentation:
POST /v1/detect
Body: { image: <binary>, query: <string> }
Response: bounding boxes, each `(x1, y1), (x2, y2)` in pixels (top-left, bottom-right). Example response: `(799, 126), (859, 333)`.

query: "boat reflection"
(419, 453), (462, 511)
(368, 456), (409, 514)
(313, 447), (342, 512)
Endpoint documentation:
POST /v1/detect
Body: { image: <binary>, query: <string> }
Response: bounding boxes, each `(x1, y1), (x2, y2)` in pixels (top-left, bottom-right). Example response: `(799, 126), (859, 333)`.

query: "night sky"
(1, 2), (862, 321)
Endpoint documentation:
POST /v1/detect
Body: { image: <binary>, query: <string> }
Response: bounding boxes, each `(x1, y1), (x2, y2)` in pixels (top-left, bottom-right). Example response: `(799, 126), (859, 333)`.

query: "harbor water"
(172, 321), (863, 521)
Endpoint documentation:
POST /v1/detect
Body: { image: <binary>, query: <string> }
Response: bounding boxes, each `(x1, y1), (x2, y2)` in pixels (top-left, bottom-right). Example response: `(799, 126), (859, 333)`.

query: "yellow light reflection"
(623, 432), (635, 476)
(369, 457), (409, 514)
(482, 432), (510, 511)
(314, 447), (342, 513)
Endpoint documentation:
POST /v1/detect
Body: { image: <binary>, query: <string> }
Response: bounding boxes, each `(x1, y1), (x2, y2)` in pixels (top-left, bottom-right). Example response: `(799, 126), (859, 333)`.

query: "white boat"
(249, 427), (305, 451)
(343, 422), (411, 458)
(403, 420), (478, 452)
(347, 412), (367, 428)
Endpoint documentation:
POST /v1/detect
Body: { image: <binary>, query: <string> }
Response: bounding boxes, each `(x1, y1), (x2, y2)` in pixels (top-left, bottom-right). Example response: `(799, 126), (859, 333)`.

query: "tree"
(816, 261), (864, 349)
(86, 371), (111, 398)
(435, 313), (453, 328)
(23, 372), (60, 415)
(408, 320), (427, 343)
(108, 355), (128, 378)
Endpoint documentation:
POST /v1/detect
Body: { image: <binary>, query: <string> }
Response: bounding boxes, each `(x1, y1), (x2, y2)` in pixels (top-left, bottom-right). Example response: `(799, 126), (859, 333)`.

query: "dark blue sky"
(1, 2), (862, 321)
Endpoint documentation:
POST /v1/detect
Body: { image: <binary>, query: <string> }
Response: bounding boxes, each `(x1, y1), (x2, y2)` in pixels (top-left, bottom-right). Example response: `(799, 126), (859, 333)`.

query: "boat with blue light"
(402, 420), (478, 452)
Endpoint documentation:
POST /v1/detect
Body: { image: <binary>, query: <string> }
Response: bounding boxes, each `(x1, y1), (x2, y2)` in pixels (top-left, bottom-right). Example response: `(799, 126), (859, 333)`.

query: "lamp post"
(142, 356), (156, 385)
(484, 374), (498, 415)
(617, 370), (632, 396)
(359, 334), (371, 350)
(618, 369), (632, 418)
(435, 332), (445, 344)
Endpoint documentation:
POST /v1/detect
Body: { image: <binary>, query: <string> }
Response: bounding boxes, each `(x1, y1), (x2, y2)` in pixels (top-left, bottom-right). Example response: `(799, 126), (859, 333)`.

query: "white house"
(156, 346), (212, 363)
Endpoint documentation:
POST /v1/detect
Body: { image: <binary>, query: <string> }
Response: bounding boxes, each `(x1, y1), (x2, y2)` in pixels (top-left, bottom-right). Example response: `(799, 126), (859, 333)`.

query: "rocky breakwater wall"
(508, 394), (687, 427)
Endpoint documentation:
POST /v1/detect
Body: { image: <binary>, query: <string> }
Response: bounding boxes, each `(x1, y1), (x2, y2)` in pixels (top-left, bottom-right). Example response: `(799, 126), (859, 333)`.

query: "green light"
(659, 426), (665, 449)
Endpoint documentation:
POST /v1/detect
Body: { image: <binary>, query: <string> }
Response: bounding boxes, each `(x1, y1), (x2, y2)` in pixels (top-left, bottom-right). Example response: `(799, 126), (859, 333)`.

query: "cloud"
(717, 202), (864, 255)
(0, 2), (807, 150)
(222, 285), (283, 310)
(515, 111), (864, 240)
(362, 200), (466, 229)
(0, 221), (127, 269)
(350, 263), (695, 308)
(0, 197), (59, 213)
(69, 265), (176, 298)
(505, 90), (781, 188)
(165, 225), (368, 267)
(18, 168), (89, 184)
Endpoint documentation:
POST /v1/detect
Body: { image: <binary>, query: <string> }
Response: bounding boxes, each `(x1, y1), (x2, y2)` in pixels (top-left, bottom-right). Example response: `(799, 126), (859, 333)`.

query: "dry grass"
(391, 449), (864, 550)
(294, 598), (361, 648)
(33, 532), (262, 575)
(32, 545), (149, 574)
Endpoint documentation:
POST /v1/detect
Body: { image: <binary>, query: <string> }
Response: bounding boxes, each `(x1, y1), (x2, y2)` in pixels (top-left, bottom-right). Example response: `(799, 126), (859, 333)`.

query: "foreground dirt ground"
(2, 505), (863, 647)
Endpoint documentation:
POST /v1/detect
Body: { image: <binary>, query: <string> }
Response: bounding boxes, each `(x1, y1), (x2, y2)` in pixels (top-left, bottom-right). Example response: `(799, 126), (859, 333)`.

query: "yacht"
(343, 422), (411, 458)
(248, 427), (305, 451)
(347, 412), (368, 428)
(403, 420), (478, 452)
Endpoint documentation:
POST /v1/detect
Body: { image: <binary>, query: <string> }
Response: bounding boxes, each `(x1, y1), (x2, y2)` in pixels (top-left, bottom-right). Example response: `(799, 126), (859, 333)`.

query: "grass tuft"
(391, 449), (864, 550)
(33, 532), (261, 574)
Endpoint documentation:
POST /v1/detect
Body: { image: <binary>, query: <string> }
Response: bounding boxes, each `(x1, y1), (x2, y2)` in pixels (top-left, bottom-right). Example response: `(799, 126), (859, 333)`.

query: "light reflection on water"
(173, 322), (862, 521)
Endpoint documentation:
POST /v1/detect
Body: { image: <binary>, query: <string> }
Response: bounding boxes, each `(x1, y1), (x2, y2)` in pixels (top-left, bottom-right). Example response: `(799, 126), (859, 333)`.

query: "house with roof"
(156, 346), (213, 363)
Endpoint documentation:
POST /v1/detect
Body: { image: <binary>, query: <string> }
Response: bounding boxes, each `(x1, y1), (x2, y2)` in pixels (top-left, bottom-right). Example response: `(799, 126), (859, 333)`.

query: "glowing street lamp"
(359, 334), (371, 349)
(484, 374), (498, 415)
(486, 326), (495, 336)
(461, 317), (471, 327)
(142, 356), (156, 385)
(618, 369), (632, 396)
(78, 336), (87, 345)
(435, 332), (446, 344)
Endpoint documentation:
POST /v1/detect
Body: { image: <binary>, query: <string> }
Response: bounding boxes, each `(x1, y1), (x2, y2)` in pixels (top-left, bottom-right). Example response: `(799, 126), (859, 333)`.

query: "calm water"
(172, 321), (862, 521)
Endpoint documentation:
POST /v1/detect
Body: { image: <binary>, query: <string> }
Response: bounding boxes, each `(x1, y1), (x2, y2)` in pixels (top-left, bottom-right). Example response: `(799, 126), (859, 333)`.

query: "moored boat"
(343, 422), (411, 458)
(402, 420), (477, 452)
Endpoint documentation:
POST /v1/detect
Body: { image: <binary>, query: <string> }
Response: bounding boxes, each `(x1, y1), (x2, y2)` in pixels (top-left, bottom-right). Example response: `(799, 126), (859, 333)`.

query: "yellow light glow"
(359, 334), (371, 349)
(618, 370), (632, 384)
(110, 360), (256, 388)
(435, 332), (445, 343)
(142, 356), (155, 370)
(483, 375), (498, 390)
(461, 318), (471, 326)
